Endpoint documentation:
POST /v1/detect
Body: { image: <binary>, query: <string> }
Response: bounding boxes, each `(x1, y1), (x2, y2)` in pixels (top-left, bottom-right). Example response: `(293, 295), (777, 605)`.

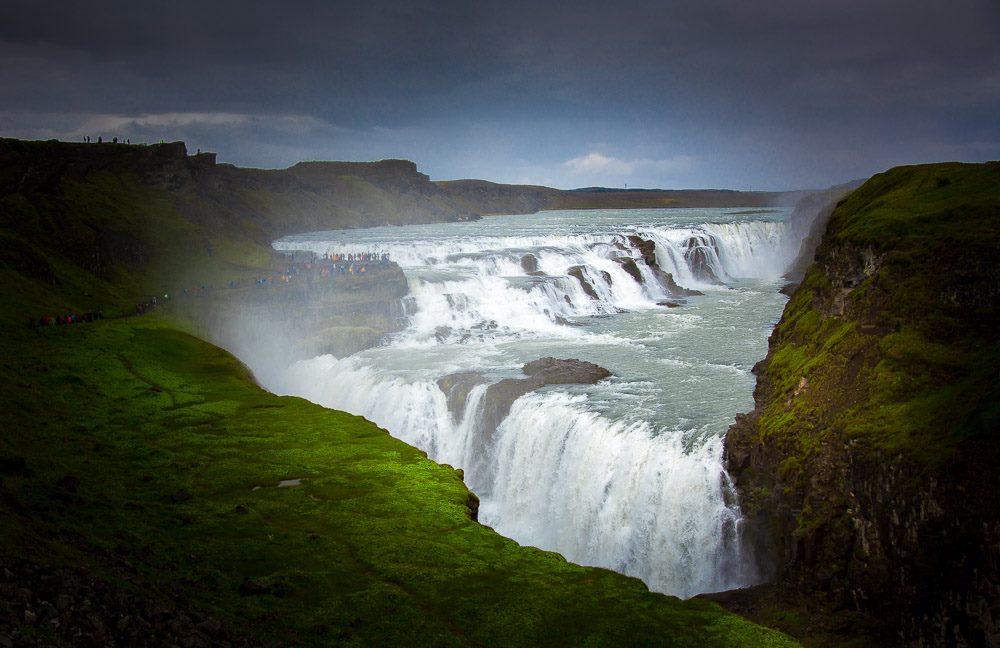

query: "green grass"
(0, 140), (798, 645)
(0, 316), (797, 646)
(748, 160), (1000, 525)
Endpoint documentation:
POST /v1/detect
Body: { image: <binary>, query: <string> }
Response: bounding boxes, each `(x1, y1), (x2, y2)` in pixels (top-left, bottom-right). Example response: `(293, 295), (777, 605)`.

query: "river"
(269, 207), (796, 598)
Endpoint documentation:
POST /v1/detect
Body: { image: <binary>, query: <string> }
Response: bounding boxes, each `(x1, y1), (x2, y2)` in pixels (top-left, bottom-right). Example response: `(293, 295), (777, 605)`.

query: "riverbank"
(0, 138), (797, 644)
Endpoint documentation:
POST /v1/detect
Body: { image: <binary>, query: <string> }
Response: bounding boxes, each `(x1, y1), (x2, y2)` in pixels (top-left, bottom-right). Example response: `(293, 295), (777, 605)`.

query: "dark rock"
(567, 266), (599, 299)
(624, 234), (702, 296)
(616, 257), (643, 283)
(657, 300), (686, 308)
(779, 282), (798, 297)
(525, 270), (546, 277)
(653, 268), (702, 297)
(520, 254), (539, 272)
(479, 358), (611, 449)
(683, 236), (724, 284)
(437, 372), (488, 422)
(522, 357), (612, 384)
(626, 235), (658, 266)
(466, 492), (480, 522)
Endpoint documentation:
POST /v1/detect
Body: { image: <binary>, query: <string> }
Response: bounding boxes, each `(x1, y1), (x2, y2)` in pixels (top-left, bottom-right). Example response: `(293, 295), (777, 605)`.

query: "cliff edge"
(723, 162), (1000, 645)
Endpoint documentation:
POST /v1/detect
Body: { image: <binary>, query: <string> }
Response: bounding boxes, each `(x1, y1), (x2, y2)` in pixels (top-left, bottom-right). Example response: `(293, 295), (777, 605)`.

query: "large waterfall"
(268, 208), (797, 598)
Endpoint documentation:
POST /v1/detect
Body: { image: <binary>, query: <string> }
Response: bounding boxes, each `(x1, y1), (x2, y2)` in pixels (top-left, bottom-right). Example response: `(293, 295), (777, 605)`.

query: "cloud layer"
(1, 0), (998, 189)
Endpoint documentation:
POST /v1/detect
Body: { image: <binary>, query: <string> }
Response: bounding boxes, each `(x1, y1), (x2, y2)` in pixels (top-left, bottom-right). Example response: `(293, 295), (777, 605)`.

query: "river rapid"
(269, 207), (797, 598)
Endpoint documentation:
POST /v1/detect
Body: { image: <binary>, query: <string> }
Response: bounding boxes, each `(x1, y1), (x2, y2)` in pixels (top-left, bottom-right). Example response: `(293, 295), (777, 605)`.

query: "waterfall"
(265, 209), (795, 598)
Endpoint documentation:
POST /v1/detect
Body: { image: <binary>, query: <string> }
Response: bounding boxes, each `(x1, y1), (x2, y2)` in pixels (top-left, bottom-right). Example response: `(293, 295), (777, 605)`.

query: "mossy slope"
(0, 317), (795, 646)
(724, 162), (1000, 645)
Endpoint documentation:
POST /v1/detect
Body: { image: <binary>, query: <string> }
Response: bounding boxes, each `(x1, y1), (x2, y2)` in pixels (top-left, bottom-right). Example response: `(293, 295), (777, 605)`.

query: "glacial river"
(270, 208), (795, 598)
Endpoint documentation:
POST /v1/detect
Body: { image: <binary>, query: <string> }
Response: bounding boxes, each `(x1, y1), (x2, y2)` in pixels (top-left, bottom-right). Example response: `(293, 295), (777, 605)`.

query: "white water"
(268, 208), (797, 598)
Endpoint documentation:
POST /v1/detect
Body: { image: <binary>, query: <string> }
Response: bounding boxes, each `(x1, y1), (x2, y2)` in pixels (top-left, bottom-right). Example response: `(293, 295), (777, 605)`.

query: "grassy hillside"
(723, 161), (1000, 645)
(0, 139), (797, 644)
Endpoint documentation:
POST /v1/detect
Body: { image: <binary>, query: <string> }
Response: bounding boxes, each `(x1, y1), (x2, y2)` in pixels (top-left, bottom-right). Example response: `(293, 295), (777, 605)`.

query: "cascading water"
(268, 208), (798, 598)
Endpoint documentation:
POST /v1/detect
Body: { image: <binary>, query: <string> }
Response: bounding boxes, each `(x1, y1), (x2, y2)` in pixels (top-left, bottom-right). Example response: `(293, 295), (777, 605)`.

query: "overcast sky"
(1, 0), (998, 190)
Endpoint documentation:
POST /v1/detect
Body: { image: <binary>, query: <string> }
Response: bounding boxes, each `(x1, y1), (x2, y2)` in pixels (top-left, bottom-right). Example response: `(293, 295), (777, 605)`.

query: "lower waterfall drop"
(268, 207), (799, 598)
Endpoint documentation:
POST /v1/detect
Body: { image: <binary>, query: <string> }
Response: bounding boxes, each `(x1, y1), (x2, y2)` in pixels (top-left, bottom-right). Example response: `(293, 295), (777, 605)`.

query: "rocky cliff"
(724, 162), (1000, 645)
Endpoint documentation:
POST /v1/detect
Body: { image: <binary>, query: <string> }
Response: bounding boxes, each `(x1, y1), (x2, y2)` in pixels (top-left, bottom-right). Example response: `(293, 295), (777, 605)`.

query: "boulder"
(479, 358), (611, 446)
(520, 254), (539, 272)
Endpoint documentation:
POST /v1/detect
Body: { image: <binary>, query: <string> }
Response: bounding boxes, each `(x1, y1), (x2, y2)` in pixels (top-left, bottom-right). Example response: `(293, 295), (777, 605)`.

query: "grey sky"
(1, 0), (998, 189)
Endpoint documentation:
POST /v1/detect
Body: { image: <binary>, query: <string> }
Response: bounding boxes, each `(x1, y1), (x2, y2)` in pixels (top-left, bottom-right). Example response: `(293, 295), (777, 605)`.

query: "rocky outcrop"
(479, 358), (611, 445)
(723, 162), (1000, 646)
(437, 372), (488, 422)
(622, 235), (702, 297)
(568, 266), (600, 299)
(520, 254), (539, 273)
(683, 236), (724, 284)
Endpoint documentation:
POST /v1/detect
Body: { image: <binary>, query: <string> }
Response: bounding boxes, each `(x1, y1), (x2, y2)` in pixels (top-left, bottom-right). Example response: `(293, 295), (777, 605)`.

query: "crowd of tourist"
(30, 250), (393, 329)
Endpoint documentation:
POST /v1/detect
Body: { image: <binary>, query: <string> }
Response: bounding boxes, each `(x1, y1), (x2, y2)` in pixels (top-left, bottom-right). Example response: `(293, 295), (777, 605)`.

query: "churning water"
(270, 208), (796, 598)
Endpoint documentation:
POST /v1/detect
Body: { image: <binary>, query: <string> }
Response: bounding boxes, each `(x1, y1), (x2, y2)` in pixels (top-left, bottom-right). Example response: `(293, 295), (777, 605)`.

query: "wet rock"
(522, 357), (612, 384)
(657, 300), (686, 308)
(525, 270), (546, 276)
(567, 266), (599, 299)
(479, 358), (611, 448)
(437, 372), (488, 422)
(616, 257), (643, 283)
(683, 236), (724, 284)
(654, 268), (703, 297)
(625, 234), (702, 296)
(520, 254), (539, 272)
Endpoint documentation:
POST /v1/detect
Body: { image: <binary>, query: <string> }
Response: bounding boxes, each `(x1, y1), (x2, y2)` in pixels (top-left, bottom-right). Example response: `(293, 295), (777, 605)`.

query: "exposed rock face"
(723, 162), (1000, 646)
(683, 236), (724, 284)
(616, 257), (643, 283)
(568, 265), (599, 299)
(437, 372), (488, 422)
(623, 235), (702, 297)
(520, 254), (539, 272)
(479, 358), (612, 446)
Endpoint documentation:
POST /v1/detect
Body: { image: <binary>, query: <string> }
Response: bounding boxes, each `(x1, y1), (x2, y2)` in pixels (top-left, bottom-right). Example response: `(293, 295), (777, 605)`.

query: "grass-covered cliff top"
(722, 160), (1000, 645)
(0, 139), (798, 643)
(762, 161), (999, 466)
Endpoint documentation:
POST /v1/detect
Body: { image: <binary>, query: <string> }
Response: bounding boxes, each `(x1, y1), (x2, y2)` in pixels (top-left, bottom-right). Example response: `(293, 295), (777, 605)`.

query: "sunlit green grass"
(0, 317), (796, 646)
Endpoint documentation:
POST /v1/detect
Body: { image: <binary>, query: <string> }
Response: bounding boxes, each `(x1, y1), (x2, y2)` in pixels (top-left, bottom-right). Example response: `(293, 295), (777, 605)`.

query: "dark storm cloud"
(1, 0), (998, 188)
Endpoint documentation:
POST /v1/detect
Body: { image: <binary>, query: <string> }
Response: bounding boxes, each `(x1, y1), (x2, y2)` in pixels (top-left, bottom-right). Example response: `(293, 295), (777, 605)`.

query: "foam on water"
(265, 208), (800, 597)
